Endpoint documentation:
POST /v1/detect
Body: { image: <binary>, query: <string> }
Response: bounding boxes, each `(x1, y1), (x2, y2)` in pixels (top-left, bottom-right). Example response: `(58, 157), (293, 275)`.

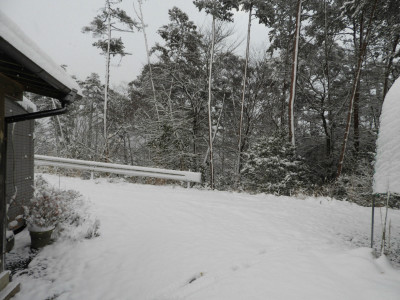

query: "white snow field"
(11, 174), (400, 300)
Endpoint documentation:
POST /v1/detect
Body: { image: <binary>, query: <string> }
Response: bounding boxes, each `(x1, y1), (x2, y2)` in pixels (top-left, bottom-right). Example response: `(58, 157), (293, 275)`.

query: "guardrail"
(34, 155), (202, 183)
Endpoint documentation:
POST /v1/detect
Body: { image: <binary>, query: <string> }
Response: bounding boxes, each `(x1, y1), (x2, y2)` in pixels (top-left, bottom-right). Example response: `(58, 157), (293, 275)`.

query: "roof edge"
(0, 10), (82, 99)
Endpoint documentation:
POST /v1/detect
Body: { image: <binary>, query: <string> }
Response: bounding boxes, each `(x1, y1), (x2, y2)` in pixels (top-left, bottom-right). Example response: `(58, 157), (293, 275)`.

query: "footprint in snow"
(187, 272), (205, 284)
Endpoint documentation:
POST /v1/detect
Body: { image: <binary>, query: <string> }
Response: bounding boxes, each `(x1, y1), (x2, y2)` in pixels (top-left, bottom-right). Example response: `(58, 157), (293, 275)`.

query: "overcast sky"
(2, 0), (268, 88)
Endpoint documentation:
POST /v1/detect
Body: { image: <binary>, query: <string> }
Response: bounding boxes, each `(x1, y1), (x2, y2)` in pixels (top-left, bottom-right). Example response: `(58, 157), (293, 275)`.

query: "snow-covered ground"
(10, 174), (400, 300)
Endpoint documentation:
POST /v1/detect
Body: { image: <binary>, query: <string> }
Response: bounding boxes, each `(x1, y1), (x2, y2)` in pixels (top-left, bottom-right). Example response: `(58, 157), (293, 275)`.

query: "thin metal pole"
(381, 191), (390, 254)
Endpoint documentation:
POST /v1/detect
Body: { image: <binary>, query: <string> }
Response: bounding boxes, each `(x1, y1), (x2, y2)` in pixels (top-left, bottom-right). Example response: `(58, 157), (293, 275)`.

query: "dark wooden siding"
(5, 98), (34, 225)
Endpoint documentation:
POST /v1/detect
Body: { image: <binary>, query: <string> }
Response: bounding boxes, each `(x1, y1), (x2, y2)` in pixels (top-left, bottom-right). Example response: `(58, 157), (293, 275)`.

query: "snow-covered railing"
(34, 155), (201, 183)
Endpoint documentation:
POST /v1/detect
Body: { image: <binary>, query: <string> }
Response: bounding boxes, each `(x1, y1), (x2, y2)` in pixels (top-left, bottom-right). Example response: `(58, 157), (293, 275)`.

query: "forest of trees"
(33, 0), (400, 206)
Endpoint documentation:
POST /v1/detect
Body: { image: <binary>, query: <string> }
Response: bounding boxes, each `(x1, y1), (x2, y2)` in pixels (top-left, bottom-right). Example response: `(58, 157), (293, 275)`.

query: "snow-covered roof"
(0, 10), (82, 100)
(373, 77), (400, 195)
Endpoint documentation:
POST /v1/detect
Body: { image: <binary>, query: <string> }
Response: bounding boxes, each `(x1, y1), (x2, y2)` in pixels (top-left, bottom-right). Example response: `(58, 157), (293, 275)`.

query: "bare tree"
(336, 0), (379, 179)
(193, 0), (236, 188)
(237, 5), (253, 182)
(104, 2), (112, 159)
(133, 0), (160, 122)
(207, 15), (216, 188)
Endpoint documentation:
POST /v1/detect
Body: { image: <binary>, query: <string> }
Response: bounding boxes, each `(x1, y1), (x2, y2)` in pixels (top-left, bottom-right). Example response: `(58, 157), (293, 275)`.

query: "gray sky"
(1, 0), (268, 87)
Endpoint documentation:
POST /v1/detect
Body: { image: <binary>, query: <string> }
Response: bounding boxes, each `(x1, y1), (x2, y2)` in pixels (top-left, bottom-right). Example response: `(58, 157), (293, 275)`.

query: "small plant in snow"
(24, 176), (67, 230)
(54, 189), (100, 241)
(25, 176), (100, 239)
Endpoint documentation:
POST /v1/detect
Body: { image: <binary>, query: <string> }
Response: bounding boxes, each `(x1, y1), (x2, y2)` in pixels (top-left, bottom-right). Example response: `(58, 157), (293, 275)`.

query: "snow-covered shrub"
(24, 176), (68, 230)
(25, 176), (100, 239)
(53, 190), (100, 241)
(319, 156), (400, 208)
(241, 133), (312, 196)
(333, 173), (373, 207)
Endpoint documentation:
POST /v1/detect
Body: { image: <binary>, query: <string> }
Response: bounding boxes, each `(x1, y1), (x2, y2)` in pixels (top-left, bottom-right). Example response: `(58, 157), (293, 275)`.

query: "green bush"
(241, 133), (312, 195)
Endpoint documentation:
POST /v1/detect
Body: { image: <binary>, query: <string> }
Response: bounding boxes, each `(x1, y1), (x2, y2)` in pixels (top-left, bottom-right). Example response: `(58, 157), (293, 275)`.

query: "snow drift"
(373, 76), (400, 194)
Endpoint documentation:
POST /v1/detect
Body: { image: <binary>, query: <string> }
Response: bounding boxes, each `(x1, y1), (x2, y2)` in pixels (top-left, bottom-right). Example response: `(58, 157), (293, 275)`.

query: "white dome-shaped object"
(373, 77), (400, 194)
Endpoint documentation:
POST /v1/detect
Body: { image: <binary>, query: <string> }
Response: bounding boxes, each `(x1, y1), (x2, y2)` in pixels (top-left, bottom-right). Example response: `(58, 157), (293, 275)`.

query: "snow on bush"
(327, 157), (374, 205)
(373, 76), (400, 195)
(24, 176), (66, 230)
(242, 132), (313, 195)
(53, 190), (100, 241)
(25, 175), (99, 239)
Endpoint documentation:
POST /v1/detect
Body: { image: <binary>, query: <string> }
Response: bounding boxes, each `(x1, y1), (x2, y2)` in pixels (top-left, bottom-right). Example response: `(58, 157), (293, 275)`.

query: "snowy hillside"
(10, 174), (400, 300)
(374, 76), (400, 194)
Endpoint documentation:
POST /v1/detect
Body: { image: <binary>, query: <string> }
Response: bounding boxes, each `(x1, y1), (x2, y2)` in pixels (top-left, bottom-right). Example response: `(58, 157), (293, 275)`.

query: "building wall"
(5, 97), (34, 226)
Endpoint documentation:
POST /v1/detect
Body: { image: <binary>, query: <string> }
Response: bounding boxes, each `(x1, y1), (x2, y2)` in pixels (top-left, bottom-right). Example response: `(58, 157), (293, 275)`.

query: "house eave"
(0, 10), (82, 103)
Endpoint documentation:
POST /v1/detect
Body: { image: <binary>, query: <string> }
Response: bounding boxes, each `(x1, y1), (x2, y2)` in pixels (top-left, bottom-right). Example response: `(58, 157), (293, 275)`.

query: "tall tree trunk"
(95, 118), (99, 160)
(192, 112), (198, 171)
(134, 0), (160, 122)
(126, 132), (134, 165)
(288, 0), (302, 147)
(353, 81), (360, 154)
(321, 111), (331, 156)
(353, 15), (364, 156)
(323, 0), (332, 158)
(88, 97), (94, 152)
(280, 82), (288, 127)
(123, 133), (128, 164)
(336, 0), (378, 179)
(208, 15), (216, 189)
(237, 6), (252, 181)
(104, 0), (111, 161)
(203, 94), (225, 166)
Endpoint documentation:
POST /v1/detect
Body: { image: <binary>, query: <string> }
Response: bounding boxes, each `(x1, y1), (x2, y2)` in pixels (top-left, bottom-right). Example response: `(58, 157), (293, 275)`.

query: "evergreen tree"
(82, 0), (138, 160)
(132, 7), (207, 171)
(242, 132), (312, 195)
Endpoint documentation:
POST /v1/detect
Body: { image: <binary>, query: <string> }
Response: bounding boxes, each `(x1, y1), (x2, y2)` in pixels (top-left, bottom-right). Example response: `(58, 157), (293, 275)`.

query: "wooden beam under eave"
(0, 73), (23, 101)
